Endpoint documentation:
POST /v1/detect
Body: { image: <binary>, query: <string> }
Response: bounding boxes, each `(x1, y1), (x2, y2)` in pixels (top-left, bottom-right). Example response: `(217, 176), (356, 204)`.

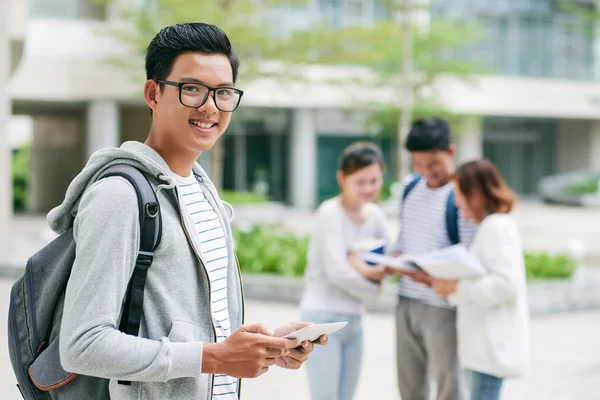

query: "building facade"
(6, 0), (600, 214)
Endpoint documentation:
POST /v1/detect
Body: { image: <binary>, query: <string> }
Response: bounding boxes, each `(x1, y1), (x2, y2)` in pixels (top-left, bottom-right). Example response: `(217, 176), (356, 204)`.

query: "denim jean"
(300, 311), (363, 400)
(467, 370), (504, 400)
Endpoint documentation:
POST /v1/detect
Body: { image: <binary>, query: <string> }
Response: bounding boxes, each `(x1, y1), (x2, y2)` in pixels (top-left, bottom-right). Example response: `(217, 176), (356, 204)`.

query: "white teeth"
(190, 120), (214, 129)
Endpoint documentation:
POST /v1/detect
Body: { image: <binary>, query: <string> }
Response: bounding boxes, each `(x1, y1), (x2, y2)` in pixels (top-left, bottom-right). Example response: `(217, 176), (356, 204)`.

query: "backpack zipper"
(174, 187), (217, 398)
(9, 284), (36, 399)
(26, 258), (41, 353)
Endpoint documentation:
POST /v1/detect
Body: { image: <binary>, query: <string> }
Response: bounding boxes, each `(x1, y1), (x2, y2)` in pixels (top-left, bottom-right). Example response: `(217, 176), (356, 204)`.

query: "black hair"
(145, 23), (240, 84)
(338, 141), (386, 176)
(405, 117), (452, 151)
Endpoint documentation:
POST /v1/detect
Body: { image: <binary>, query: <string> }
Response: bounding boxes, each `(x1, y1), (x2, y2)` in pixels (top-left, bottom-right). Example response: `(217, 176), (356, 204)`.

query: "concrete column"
(86, 100), (120, 159)
(30, 116), (84, 213)
(455, 116), (483, 164)
(234, 130), (247, 192)
(589, 120), (600, 170)
(595, 1), (600, 80)
(0, 0), (12, 237)
(289, 109), (316, 209)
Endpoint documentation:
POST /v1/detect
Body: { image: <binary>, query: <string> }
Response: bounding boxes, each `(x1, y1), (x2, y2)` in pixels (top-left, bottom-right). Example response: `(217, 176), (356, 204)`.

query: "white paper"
(359, 244), (486, 279)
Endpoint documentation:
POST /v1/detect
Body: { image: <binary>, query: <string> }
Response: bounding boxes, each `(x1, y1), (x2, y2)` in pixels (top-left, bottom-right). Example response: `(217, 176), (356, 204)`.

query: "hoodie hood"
(47, 141), (221, 234)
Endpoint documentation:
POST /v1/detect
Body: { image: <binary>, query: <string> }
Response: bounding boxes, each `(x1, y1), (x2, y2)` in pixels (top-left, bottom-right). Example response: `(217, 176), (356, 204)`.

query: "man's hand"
(405, 269), (433, 286)
(201, 324), (298, 378)
(385, 266), (432, 286)
(431, 279), (458, 297)
(272, 322), (328, 370)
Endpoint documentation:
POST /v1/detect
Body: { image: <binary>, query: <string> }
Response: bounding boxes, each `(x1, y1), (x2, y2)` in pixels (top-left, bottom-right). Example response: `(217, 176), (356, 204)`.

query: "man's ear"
(144, 80), (159, 111)
(447, 144), (456, 157)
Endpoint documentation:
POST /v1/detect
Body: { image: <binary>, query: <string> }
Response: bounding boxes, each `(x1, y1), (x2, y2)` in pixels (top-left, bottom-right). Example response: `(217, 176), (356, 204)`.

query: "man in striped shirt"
(391, 118), (477, 400)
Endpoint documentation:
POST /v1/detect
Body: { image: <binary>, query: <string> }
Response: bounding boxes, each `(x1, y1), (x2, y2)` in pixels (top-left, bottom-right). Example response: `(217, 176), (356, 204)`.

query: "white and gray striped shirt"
(176, 174), (238, 400)
(393, 178), (478, 308)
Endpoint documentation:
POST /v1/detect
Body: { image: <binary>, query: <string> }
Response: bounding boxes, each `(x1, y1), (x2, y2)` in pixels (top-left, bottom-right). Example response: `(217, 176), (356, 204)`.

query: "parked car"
(538, 170), (600, 206)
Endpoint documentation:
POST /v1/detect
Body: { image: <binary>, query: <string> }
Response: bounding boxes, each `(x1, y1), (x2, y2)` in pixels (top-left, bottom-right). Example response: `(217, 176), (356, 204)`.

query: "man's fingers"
(281, 356), (302, 370)
(265, 357), (277, 367)
(316, 334), (328, 345)
(261, 335), (299, 349)
(241, 323), (271, 335)
(302, 340), (315, 353)
(263, 346), (290, 358)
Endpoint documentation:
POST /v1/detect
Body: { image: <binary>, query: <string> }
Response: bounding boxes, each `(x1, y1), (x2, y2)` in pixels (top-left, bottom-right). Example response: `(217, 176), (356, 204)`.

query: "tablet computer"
(282, 322), (348, 343)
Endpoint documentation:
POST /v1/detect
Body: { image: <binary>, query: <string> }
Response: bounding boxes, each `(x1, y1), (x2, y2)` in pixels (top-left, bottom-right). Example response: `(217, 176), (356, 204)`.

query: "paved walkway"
(1, 278), (599, 400)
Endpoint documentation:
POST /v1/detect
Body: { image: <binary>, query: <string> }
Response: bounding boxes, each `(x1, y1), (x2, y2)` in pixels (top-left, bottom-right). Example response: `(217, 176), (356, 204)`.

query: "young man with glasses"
(51, 23), (326, 400)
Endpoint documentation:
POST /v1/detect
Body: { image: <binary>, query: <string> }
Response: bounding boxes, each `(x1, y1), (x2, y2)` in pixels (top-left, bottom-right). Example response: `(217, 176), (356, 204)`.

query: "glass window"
(31, 0), (106, 20)
(320, 0), (341, 27)
(344, 0), (364, 26)
(431, 0), (594, 81)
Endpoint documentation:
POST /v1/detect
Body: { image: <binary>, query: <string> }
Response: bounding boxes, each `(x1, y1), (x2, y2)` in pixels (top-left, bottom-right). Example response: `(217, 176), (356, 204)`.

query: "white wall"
(556, 120), (592, 173)
(0, 0), (12, 238)
(289, 109), (316, 209)
(86, 100), (120, 158)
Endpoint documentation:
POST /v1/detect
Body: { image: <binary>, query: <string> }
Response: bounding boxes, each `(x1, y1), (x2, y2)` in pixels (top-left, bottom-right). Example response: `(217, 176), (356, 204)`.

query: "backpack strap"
(401, 174), (460, 244)
(446, 191), (460, 245)
(402, 174), (422, 202)
(96, 164), (162, 386)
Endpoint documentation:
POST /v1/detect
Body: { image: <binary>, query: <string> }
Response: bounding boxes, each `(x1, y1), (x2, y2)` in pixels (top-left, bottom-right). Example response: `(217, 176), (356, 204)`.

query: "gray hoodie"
(49, 141), (244, 400)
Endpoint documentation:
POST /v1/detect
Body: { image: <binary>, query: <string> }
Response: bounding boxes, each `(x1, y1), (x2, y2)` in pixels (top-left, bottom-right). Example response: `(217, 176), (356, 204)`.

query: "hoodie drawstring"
(156, 175), (177, 194)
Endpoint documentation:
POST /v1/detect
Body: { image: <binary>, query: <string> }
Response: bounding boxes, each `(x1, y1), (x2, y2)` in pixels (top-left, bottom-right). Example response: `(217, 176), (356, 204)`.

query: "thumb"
(241, 323), (273, 336)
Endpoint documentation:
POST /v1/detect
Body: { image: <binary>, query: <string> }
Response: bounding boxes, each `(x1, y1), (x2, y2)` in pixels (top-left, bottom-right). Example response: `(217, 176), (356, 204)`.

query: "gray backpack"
(8, 164), (162, 399)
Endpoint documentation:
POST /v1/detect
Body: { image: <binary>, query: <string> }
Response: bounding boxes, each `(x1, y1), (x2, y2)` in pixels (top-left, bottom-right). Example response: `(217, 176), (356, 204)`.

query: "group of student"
(300, 118), (530, 400)
(24, 22), (528, 400)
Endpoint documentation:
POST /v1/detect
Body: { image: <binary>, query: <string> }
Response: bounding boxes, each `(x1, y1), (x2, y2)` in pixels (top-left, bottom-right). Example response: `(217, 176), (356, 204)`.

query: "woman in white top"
(299, 141), (390, 400)
(431, 159), (530, 400)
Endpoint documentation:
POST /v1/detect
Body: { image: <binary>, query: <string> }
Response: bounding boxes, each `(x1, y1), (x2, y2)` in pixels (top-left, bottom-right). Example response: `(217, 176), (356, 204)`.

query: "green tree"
(104, 0), (482, 187)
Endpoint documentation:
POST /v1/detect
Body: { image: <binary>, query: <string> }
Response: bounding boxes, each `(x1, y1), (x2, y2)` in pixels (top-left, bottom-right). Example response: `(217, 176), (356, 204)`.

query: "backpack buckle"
(136, 251), (154, 270)
(145, 202), (159, 218)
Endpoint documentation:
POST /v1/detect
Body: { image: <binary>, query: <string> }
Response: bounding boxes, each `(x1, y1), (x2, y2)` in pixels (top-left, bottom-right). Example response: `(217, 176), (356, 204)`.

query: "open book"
(359, 244), (486, 280)
(350, 238), (387, 266)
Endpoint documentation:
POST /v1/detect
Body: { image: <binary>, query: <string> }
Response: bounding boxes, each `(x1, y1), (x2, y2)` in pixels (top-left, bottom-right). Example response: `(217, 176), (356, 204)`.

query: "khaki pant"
(395, 297), (466, 400)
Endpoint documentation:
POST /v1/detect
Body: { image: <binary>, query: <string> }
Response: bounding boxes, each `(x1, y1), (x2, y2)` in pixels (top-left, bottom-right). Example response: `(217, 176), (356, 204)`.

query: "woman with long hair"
(431, 159), (530, 400)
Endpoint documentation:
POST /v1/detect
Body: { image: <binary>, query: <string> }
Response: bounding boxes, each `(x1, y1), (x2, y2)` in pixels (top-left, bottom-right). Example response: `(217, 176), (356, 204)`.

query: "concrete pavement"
(1, 278), (599, 400)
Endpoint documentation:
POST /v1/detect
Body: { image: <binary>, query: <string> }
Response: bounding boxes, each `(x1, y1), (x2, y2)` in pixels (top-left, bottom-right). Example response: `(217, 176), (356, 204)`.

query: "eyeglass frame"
(155, 79), (244, 112)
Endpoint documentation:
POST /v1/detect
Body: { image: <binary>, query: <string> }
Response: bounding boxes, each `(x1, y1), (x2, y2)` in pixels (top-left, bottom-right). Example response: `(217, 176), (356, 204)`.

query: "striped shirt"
(176, 174), (238, 400)
(393, 178), (477, 308)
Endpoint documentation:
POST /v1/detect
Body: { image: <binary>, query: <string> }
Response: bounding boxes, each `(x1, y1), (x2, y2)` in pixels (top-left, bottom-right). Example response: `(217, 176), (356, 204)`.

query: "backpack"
(401, 174), (460, 245)
(7, 164), (162, 400)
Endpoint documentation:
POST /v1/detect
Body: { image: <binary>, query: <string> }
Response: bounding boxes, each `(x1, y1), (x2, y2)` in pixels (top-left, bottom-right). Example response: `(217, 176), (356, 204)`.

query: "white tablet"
(283, 322), (348, 343)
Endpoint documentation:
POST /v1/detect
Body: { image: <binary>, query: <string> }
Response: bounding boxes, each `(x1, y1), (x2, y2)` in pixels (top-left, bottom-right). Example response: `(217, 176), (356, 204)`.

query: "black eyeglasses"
(156, 80), (244, 112)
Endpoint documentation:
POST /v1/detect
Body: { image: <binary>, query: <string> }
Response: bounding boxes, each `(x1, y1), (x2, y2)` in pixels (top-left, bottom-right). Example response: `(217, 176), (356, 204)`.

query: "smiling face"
(337, 163), (384, 206)
(144, 52), (234, 155)
(411, 146), (455, 188)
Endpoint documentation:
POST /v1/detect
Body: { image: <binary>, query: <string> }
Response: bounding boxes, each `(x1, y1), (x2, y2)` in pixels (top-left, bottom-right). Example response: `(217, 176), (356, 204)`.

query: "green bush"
(378, 180), (394, 202)
(524, 252), (578, 280)
(220, 190), (269, 205)
(566, 178), (599, 195)
(12, 145), (30, 211)
(234, 224), (578, 281)
(233, 224), (309, 277)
